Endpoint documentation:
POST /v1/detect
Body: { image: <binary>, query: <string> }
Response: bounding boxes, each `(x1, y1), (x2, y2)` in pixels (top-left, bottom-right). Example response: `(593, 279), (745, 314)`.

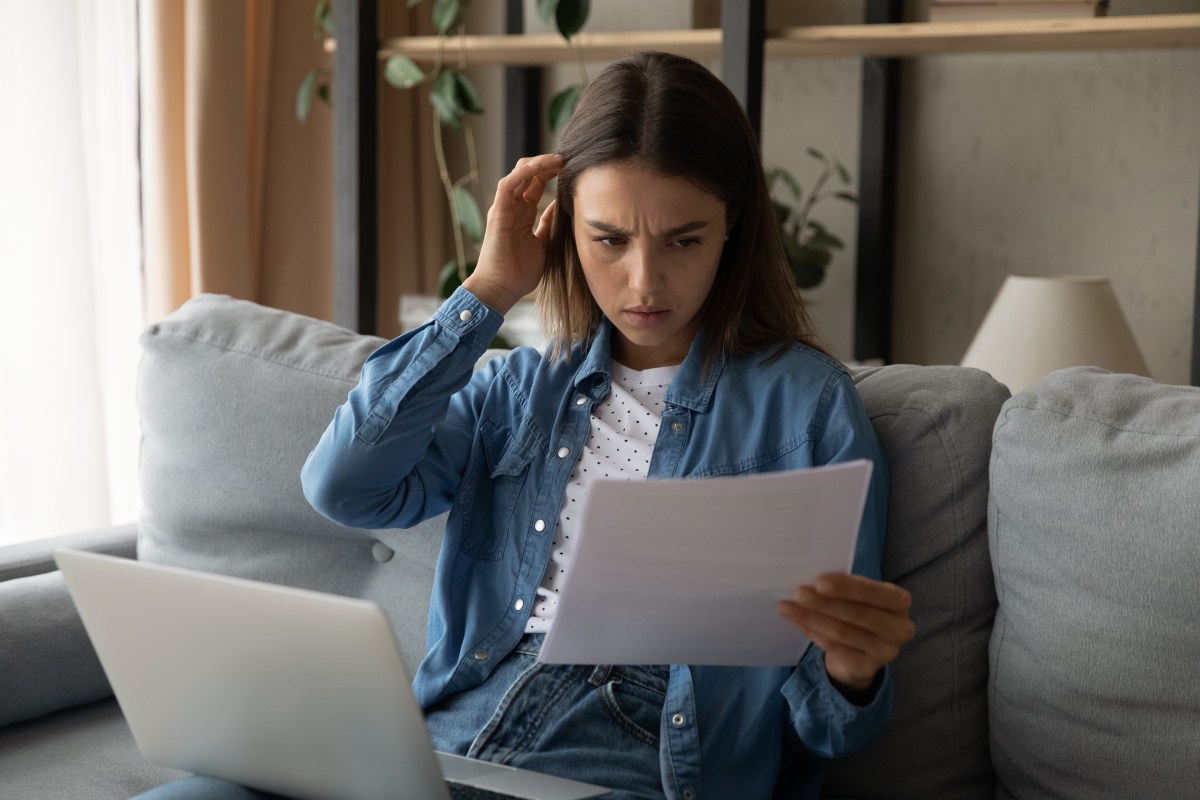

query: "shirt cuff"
(432, 286), (505, 350)
(780, 642), (894, 760)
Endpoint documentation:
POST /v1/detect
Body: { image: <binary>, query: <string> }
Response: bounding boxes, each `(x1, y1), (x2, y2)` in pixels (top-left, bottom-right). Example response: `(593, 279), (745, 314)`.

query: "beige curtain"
(139, 0), (333, 323)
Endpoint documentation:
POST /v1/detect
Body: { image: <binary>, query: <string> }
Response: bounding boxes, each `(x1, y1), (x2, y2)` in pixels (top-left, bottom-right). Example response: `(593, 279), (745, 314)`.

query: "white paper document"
(538, 460), (873, 667)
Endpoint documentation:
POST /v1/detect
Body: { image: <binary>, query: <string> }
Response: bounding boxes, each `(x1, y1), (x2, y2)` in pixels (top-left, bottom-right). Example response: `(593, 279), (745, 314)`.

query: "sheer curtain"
(0, 1), (143, 544)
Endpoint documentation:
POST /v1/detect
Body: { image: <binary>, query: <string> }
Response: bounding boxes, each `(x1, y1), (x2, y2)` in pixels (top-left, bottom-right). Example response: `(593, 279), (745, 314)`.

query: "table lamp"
(960, 275), (1151, 394)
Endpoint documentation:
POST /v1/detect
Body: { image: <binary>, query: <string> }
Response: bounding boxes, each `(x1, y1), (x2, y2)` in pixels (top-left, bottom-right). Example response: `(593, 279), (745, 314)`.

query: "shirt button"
(459, 309), (473, 322)
(371, 541), (394, 563)
(534, 519), (546, 532)
(671, 713), (686, 727)
(473, 649), (489, 661)
(557, 446), (570, 458)
(671, 422), (684, 433)
(575, 396), (587, 405)
(682, 790), (695, 800)
(514, 599), (524, 611)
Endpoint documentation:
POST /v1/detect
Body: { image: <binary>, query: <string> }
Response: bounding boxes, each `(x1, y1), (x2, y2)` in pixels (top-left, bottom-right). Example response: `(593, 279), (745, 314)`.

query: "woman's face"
(571, 161), (728, 370)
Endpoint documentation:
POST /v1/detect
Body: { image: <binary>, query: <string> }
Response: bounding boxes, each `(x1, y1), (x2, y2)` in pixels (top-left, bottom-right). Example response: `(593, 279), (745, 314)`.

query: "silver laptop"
(55, 548), (609, 800)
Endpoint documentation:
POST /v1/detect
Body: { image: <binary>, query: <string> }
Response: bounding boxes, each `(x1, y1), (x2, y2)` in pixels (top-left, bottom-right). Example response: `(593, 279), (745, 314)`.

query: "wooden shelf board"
(353, 14), (1200, 64)
(769, 14), (1200, 57)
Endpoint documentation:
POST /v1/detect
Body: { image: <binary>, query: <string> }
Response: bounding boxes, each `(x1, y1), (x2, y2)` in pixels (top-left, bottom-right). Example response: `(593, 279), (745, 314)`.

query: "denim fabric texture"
(301, 288), (895, 799)
(426, 634), (667, 799)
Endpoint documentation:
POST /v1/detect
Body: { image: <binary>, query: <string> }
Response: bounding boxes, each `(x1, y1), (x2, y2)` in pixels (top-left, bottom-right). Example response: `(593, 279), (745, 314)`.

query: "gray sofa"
(2, 295), (1198, 799)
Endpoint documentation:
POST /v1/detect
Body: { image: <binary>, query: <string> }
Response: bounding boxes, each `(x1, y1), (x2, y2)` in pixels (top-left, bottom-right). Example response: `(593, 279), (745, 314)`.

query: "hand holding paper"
(538, 460), (878, 666)
(778, 573), (915, 692)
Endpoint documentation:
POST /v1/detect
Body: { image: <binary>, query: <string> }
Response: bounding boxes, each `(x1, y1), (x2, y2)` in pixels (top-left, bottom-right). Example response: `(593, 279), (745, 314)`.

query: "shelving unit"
(331, 1), (1200, 383)
(367, 14), (1200, 62)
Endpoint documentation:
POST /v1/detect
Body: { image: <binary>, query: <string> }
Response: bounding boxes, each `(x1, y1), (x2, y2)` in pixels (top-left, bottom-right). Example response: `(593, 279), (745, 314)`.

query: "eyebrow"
(584, 219), (710, 238)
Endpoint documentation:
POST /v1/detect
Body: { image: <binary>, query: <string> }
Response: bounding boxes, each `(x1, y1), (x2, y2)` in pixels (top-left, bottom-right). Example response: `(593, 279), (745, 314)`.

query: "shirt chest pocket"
(451, 419), (539, 561)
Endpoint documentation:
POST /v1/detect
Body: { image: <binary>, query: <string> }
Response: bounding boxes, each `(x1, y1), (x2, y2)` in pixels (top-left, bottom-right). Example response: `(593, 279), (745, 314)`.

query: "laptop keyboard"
(447, 782), (525, 800)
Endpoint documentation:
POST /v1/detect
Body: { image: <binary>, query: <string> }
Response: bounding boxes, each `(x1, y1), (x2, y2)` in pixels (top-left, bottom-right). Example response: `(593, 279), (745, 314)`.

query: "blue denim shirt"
(302, 288), (893, 800)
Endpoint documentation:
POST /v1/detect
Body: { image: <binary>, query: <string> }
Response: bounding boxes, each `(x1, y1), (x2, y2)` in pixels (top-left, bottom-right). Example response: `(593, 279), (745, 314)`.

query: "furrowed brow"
(661, 220), (709, 237)
(584, 219), (710, 237)
(584, 219), (631, 237)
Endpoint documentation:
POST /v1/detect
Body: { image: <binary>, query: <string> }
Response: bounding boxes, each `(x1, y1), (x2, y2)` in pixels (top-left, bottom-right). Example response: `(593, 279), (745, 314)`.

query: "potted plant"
(769, 147), (859, 292)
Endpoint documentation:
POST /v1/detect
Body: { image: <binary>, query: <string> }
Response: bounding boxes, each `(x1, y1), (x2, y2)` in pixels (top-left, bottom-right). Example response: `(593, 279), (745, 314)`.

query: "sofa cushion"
(988, 367), (1200, 799)
(0, 698), (182, 799)
(821, 365), (1009, 800)
(137, 295), (444, 668)
(0, 524), (137, 727)
(0, 570), (112, 729)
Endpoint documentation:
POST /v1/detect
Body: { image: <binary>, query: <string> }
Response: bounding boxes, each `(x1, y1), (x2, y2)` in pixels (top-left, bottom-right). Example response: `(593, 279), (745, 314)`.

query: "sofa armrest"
(0, 526), (134, 729)
(0, 523), (138, 583)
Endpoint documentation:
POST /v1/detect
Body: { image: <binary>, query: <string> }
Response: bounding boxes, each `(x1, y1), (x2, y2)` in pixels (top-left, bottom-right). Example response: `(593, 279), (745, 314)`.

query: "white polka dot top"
(525, 360), (680, 633)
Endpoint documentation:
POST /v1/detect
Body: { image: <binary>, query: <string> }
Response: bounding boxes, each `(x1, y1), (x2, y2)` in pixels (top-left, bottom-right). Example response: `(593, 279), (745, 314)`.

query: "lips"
(624, 306), (670, 329)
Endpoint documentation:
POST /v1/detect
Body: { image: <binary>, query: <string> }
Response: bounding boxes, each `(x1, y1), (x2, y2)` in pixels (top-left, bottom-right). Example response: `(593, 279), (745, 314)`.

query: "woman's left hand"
(777, 573), (915, 695)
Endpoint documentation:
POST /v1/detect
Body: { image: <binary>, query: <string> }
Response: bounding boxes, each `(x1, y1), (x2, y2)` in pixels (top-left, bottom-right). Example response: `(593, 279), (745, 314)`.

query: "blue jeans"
(132, 635), (667, 800)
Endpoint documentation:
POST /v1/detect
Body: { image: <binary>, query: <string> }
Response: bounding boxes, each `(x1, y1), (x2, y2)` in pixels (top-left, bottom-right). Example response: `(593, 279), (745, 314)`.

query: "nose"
(627, 245), (663, 296)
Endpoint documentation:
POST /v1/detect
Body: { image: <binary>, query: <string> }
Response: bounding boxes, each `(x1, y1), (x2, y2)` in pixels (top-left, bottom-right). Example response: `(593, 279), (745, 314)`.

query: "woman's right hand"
(463, 154), (565, 315)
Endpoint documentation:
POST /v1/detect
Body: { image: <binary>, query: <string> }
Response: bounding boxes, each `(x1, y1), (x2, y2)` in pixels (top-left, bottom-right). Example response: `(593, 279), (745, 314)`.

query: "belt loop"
(587, 664), (612, 686)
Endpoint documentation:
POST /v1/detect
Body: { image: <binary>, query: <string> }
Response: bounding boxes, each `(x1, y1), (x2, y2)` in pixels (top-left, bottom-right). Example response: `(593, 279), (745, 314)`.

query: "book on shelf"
(928, 0), (1108, 22)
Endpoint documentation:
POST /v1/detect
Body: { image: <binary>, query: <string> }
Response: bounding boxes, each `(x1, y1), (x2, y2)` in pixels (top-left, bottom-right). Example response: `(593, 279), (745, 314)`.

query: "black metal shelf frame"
(331, 0), (1200, 386)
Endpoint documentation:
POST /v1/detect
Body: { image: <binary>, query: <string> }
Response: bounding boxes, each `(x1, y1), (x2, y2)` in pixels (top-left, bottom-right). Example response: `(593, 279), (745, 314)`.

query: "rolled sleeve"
(300, 288), (504, 529)
(781, 642), (894, 761)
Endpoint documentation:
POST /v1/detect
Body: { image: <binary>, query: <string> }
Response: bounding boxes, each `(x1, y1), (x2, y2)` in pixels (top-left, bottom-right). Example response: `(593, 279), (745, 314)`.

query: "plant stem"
(457, 30), (481, 201)
(431, 32), (467, 282)
(573, 36), (588, 85)
(433, 110), (468, 282)
(795, 163), (833, 237)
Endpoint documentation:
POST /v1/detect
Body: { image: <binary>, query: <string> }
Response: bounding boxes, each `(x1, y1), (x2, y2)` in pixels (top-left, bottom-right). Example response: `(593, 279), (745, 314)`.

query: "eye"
(594, 236), (626, 247)
(669, 237), (702, 249)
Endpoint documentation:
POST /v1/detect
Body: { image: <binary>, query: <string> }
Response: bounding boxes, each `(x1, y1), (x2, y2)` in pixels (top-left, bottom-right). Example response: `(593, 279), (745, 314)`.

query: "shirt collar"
(568, 320), (726, 413)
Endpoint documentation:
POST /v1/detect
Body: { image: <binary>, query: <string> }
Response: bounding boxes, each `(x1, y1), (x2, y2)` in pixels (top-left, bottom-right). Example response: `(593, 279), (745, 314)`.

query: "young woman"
(139, 51), (914, 800)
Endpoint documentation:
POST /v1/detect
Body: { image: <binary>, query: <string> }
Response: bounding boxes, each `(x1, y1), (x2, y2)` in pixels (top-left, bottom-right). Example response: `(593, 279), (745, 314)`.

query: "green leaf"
(453, 185), (485, 243)
(768, 167), (802, 199)
(439, 259), (476, 298)
(548, 84), (582, 133)
(317, 81), (330, 105)
(806, 146), (825, 162)
(835, 160), (853, 184)
(834, 190), (859, 204)
(430, 70), (464, 128)
(555, 0), (590, 40)
(771, 199), (791, 228)
(454, 71), (484, 115)
(313, 0), (334, 39)
(295, 69), (318, 122)
(806, 229), (845, 251)
(432, 0), (463, 35)
(384, 56), (426, 89)
(537, 0), (557, 25)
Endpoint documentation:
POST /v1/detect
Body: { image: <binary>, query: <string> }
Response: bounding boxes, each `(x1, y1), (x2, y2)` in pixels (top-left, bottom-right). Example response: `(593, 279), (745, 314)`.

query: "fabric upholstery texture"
(0, 699), (182, 799)
(0, 571), (113, 728)
(137, 295), (444, 668)
(0, 525), (136, 727)
(821, 365), (1009, 800)
(989, 367), (1200, 799)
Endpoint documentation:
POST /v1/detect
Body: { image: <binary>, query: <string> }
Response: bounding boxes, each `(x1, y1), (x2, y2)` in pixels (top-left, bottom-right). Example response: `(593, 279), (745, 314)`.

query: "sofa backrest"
(821, 365), (1009, 800)
(988, 367), (1200, 799)
(140, 295), (1010, 798)
(138, 295), (444, 670)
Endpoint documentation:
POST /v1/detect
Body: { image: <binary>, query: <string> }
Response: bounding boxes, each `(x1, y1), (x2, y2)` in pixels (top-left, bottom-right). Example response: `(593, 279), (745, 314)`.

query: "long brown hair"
(538, 50), (830, 368)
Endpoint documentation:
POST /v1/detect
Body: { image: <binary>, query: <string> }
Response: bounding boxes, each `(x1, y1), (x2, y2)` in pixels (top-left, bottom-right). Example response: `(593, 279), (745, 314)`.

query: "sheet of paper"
(538, 460), (873, 667)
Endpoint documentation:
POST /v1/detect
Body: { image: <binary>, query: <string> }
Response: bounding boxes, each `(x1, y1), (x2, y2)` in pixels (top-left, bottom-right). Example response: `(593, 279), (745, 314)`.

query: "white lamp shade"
(961, 275), (1151, 394)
